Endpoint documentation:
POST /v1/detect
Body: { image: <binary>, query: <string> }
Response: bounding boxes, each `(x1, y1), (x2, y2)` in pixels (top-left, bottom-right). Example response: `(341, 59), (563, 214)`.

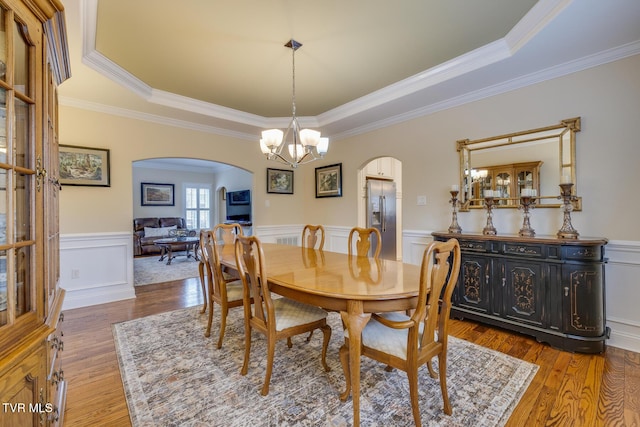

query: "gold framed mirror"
(457, 117), (581, 211)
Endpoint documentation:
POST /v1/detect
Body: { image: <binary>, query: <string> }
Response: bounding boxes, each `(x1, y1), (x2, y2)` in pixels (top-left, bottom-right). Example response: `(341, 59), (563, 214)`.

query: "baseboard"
(63, 283), (136, 310)
(606, 319), (640, 353)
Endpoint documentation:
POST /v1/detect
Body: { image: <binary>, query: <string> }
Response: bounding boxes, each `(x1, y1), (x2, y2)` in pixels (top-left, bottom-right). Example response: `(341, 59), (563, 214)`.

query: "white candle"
(451, 185), (459, 191)
(532, 189), (537, 197)
(522, 189), (531, 197)
(561, 175), (572, 184)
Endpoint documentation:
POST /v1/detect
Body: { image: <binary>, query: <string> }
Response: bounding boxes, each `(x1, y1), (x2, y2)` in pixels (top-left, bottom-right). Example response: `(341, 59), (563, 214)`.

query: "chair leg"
(205, 300), (215, 338)
(241, 325), (251, 376)
(306, 331), (313, 342)
(407, 367), (422, 427)
(286, 337), (293, 348)
(262, 338), (276, 396)
(199, 263), (207, 314)
(427, 357), (438, 379)
(320, 324), (332, 372)
(338, 342), (351, 401)
(217, 307), (228, 349)
(438, 354), (452, 415)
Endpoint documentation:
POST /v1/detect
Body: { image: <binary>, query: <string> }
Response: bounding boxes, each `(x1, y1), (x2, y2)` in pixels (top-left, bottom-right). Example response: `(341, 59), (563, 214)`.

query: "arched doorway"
(132, 157), (252, 229)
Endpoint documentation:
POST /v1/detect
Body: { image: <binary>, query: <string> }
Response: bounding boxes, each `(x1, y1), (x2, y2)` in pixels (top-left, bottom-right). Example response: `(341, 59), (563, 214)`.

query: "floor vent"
(276, 236), (299, 246)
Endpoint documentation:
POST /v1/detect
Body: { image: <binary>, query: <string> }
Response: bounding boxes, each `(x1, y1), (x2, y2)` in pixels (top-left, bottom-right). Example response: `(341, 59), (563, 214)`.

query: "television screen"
(226, 190), (251, 223)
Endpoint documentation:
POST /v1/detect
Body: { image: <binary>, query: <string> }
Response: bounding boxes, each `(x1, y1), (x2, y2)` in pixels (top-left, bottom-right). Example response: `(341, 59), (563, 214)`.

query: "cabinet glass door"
(494, 171), (511, 205)
(0, 5), (37, 327)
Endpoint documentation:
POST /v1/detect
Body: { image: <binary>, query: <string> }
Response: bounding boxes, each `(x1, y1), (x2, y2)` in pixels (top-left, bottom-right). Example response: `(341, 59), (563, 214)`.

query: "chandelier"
(260, 39), (329, 168)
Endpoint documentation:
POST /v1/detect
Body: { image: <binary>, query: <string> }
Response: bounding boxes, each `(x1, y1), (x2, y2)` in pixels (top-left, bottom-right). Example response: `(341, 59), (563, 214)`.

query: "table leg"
(166, 246), (173, 265)
(158, 246), (166, 262)
(340, 300), (371, 427)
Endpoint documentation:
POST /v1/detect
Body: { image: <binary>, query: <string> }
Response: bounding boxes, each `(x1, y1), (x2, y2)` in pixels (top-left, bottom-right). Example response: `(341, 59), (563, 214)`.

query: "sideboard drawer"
(503, 242), (544, 258)
(458, 239), (488, 252)
(564, 245), (603, 261)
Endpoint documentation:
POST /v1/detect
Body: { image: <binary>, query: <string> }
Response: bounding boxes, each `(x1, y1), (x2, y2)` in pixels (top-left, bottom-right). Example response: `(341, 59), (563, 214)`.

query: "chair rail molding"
(60, 232), (136, 310)
(60, 226), (639, 352)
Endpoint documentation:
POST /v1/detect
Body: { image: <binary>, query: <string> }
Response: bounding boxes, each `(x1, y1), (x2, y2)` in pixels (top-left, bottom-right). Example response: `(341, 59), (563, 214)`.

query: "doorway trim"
(357, 157), (403, 260)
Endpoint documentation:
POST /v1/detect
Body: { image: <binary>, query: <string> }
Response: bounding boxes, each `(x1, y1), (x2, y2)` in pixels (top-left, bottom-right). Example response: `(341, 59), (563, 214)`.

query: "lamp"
(260, 39), (328, 168)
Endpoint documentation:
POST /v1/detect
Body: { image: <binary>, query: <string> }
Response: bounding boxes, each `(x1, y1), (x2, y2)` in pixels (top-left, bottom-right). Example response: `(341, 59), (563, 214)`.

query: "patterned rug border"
(113, 306), (538, 427)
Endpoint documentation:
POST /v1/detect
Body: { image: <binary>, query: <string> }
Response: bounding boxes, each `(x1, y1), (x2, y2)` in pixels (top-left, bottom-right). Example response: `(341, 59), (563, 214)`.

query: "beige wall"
(60, 54), (640, 241)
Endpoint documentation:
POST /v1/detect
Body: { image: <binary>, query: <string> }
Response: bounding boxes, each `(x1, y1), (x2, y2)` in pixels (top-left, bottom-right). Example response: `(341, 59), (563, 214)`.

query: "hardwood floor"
(62, 278), (640, 427)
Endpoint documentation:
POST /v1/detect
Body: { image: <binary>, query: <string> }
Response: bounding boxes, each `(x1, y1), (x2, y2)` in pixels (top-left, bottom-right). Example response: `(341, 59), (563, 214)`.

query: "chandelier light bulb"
(262, 129), (284, 149)
(259, 139), (270, 154)
(288, 143), (305, 161)
(299, 129), (320, 147)
(317, 137), (329, 155)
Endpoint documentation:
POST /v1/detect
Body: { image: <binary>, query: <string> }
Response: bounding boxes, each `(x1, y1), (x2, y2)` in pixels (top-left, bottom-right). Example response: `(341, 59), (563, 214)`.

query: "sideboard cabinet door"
(456, 254), (492, 315)
(501, 259), (546, 328)
(562, 262), (605, 337)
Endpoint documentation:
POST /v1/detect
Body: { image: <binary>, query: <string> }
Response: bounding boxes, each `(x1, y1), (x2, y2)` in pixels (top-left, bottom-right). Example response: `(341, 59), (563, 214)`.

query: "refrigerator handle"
(381, 195), (386, 232)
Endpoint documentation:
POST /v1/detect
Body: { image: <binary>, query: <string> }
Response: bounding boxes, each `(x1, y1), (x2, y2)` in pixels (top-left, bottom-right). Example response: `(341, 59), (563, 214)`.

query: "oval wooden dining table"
(219, 243), (422, 427)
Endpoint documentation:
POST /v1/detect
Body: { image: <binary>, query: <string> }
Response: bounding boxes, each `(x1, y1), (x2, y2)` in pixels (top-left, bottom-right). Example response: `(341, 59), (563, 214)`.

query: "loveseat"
(133, 217), (195, 256)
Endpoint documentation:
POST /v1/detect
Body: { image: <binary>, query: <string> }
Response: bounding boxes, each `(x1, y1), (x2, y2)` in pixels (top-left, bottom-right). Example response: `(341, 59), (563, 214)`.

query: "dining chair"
(338, 238), (461, 427)
(348, 226), (382, 258)
(197, 229), (213, 314)
(302, 224), (325, 250)
(204, 223), (245, 348)
(234, 235), (332, 396)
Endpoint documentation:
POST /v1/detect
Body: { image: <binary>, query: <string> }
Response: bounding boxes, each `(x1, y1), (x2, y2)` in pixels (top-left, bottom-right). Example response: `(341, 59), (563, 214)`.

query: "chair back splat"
(348, 227), (382, 258)
(339, 238), (461, 427)
(302, 224), (325, 250)
(234, 235), (332, 396)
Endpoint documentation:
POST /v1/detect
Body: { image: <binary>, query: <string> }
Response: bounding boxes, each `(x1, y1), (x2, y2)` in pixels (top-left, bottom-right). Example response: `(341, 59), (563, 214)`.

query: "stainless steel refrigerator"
(366, 179), (397, 260)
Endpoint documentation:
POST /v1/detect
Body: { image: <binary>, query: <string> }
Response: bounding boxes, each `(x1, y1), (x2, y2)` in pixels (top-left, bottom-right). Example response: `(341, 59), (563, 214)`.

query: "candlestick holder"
(518, 196), (536, 237)
(557, 183), (579, 239)
(448, 190), (462, 234)
(482, 196), (497, 235)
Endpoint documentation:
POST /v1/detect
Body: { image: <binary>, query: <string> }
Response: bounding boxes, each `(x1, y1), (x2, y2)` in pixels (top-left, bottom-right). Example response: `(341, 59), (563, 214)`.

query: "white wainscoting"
(254, 224), (352, 254)
(60, 226), (640, 353)
(60, 232), (135, 310)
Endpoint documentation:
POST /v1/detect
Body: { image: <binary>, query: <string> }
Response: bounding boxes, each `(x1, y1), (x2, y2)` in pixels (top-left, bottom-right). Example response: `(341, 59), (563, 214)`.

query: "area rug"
(113, 306), (538, 426)
(133, 256), (199, 286)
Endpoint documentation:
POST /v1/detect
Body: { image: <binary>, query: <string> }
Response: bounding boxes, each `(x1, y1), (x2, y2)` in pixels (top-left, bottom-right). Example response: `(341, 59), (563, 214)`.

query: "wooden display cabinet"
(0, 1), (70, 426)
(469, 161), (542, 206)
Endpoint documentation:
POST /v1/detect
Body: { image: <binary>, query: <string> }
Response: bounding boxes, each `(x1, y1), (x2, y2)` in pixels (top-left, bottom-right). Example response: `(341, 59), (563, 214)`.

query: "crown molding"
(75, 0), (640, 142)
(330, 41), (640, 140)
(59, 96), (257, 141)
(79, 0), (558, 132)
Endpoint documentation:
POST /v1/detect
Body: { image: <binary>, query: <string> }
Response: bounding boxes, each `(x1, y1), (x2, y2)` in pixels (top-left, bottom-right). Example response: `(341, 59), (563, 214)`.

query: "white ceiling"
(59, 0), (640, 147)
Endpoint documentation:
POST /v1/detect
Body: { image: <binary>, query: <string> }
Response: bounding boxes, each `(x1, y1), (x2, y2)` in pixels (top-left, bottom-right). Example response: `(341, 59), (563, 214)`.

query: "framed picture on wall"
(141, 182), (175, 206)
(315, 163), (342, 198)
(59, 145), (111, 187)
(267, 168), (294, 194)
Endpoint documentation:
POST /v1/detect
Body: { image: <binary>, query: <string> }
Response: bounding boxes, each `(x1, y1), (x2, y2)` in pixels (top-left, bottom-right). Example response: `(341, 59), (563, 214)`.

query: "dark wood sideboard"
(432, 232), (608, 353)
